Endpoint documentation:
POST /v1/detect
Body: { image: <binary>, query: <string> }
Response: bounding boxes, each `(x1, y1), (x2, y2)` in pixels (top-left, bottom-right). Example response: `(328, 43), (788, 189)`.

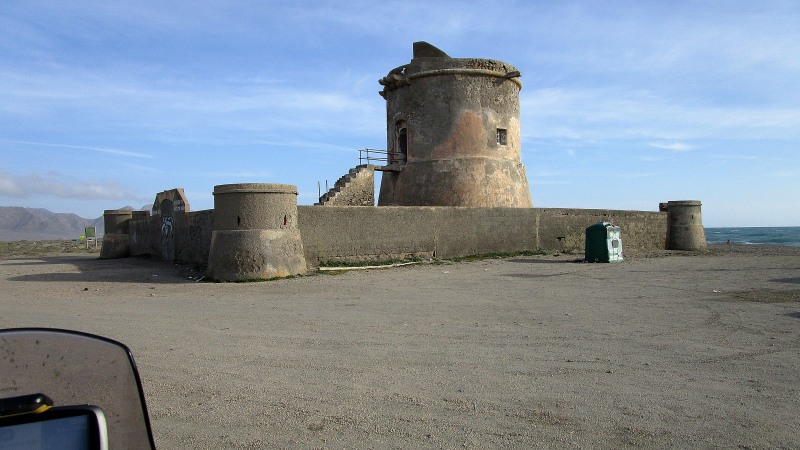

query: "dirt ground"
(1, 245), (799, 449)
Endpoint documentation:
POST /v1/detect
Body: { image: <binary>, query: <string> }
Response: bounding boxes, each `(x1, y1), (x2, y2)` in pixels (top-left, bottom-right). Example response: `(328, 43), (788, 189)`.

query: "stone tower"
(662, 200), (708, 251)
(206, 183), (307, 281)
(377, 42), (533, 208)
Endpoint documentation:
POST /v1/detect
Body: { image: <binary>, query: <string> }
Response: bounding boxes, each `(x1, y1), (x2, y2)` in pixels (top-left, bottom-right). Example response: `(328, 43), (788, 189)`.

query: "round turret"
(206, 183), (307, 281)
(665, 200), (707, 251)
(377, 42), (533, 208)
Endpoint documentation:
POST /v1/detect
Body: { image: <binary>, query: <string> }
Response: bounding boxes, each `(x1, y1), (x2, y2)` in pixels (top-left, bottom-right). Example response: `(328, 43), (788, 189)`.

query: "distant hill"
(0, 206), (105, 242)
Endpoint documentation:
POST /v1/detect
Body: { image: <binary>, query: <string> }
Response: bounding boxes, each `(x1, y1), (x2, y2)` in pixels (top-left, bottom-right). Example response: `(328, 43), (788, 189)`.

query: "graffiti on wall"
(160, 197), (176, 261)
(160, 215), (174, 261)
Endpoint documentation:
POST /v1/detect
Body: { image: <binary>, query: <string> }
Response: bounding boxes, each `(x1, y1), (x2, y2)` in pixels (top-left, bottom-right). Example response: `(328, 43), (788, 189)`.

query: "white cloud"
(521, 88), (800, 142)
(0, 64), (384, 146)
(0, 140), (153, 158)
(0, 170), (139, 201)
(618, 172), (663, 179)
(772, 169), (800, 178)
(648, 142), (695, 152)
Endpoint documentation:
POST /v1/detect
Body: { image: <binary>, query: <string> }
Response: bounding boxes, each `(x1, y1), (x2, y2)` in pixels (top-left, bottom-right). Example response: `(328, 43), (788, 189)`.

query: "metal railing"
(359, 148), (404, 166)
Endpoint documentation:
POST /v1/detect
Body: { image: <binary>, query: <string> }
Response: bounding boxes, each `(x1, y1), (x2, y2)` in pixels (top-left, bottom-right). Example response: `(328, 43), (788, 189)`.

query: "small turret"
(662, 200), (707, 251)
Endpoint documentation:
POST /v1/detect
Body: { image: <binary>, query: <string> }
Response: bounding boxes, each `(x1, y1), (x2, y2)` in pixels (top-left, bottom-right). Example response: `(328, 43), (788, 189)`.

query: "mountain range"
(0, 206), (107, 242)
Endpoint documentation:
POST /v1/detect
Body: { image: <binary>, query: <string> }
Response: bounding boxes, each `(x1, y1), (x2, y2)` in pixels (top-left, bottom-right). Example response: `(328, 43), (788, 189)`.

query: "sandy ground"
(1, 245), (799, 449)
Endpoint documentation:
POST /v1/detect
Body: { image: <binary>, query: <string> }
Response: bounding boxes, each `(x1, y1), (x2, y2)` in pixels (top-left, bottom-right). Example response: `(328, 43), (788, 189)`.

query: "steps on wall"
(316, 164), (377, 206)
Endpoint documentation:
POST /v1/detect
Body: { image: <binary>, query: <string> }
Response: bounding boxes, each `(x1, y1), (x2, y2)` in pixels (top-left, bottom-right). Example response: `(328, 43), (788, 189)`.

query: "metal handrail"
(359, 148), (404, 166)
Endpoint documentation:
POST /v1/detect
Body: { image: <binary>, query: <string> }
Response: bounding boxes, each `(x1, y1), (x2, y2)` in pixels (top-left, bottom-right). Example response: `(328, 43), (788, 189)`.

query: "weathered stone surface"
(213, 183), (298, 231)
(103, 209), (132, 235)
(378, 42), (532, 208)
(126, 203), (673, 269)
(297, 206), (668, 266)
(99, 233), (130, 259)
(206, 183), (306, 281)
(665, 200), (707, 251)
(99, 209), (133, 258)
(206, 229), (306, 280)
(318, 165), (375, 206)
(152, 188), (190, 216)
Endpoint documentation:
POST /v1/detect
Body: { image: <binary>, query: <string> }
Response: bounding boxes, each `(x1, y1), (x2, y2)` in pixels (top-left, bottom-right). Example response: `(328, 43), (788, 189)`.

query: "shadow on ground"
(720, 289), (800, 303)
(507, 258), (583, 264)
(504, 272), (573, 279)
(773, 277), (800, 284)
(4, 255), (201, 284)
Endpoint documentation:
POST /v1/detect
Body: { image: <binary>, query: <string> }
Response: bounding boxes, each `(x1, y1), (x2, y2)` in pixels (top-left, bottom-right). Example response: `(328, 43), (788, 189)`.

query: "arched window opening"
(391, 121), (408, 165)
(397, 128), (408, 164)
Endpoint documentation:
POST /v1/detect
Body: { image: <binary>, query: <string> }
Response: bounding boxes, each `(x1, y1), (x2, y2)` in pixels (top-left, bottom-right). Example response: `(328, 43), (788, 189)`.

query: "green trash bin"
(585, 222), (623, 263)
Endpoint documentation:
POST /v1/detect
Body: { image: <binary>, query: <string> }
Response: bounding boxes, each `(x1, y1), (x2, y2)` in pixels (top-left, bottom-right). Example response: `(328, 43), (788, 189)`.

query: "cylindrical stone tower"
(99, 209), (132, 259)
(377, 42), (533, 208)
(664, 200), (707, 251)
(206, 183), (307, 281)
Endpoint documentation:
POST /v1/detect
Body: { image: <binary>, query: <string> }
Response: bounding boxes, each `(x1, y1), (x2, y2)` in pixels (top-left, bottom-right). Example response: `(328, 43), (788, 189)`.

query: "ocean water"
(705, 227), (800, 247)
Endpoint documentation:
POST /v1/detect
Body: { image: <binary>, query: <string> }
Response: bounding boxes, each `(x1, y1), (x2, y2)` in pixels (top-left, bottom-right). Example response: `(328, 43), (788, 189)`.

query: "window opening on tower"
(394, 124), (408, 165)
(496, 128), (508, 146)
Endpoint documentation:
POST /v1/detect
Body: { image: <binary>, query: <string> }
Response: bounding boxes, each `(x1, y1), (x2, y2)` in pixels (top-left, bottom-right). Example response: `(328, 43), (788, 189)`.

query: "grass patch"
(444, 249), (552, 263)
(319, 257), (424, 268)
(318, 250), (553, 269)
(205, 274), (304, 283)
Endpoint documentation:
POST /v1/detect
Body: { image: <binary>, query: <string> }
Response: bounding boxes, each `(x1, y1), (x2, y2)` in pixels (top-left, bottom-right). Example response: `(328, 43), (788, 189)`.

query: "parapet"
(379, 42), (522, 97)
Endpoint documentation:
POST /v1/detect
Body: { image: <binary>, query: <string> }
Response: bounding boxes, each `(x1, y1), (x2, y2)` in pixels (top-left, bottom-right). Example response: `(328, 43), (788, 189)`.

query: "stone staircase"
(316, 165), (377, 206)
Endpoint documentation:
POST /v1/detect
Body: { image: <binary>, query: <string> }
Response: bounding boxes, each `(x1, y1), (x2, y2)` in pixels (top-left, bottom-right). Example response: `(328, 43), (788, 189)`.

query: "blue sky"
(1, 1), (798, 227)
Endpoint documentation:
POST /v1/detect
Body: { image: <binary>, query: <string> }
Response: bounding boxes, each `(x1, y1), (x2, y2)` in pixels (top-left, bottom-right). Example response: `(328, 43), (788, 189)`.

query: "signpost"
(84, 227), (97, 249)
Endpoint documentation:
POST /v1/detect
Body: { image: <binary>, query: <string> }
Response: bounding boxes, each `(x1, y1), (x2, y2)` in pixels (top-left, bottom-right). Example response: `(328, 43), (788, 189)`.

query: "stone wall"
(298, 206), (666, 267)
(175, 210), (214, 267)
(125, 205), (666, 269)
(128, 210), (213, 267)
(534, 208), (667, 255)
(128, 215), (159, 257)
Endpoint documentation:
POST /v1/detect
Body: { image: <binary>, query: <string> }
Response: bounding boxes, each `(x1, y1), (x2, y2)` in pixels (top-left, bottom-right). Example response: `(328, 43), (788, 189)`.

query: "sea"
(705, 227), (800, 247)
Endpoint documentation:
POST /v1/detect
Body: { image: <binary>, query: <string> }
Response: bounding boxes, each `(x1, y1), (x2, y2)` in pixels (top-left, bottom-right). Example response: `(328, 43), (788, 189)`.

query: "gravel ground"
(1, 244), (799, 448)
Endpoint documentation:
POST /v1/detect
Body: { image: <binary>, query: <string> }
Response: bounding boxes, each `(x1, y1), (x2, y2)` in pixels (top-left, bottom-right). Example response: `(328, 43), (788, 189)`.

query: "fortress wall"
(174, 210), (214, 267)
(430, 207), (539, 259)
(124, 206), (666, 268)
(297, 206), (439, 264)
(298, 206), (666, 266)
(128, 210), (213, 267)
(535, 208), (667, 255)
(129, 215), (159, 257)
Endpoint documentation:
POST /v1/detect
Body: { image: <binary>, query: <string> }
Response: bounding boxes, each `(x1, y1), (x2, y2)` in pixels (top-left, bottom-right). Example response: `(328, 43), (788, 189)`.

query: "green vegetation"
(0, 240), (102, 259)
(443, 249), (552, 263)
(318, 249), (553, 269)
(204, 274), (304, 283)
(319, 257), (424, 268)
(435, 249), (552, 264)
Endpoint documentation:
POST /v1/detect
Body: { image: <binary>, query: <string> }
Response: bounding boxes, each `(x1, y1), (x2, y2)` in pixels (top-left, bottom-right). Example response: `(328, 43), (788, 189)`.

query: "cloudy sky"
(1, 1), (798, 227)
